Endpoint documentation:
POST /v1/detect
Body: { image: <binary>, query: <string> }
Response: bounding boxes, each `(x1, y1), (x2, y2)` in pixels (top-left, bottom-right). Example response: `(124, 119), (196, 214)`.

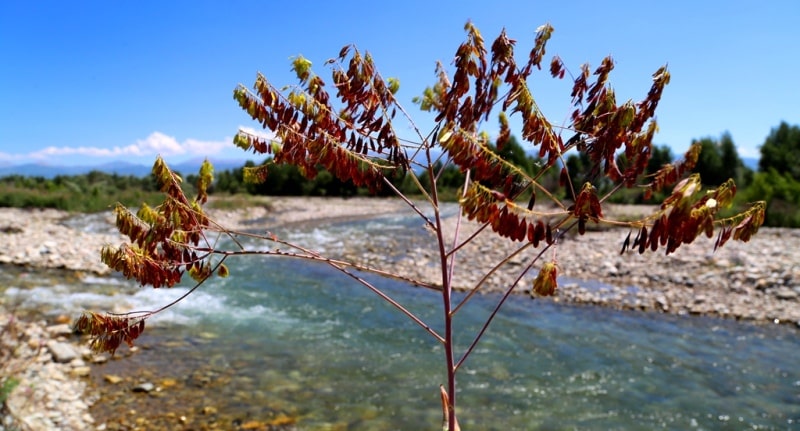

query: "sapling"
(76, 22), (765, 430)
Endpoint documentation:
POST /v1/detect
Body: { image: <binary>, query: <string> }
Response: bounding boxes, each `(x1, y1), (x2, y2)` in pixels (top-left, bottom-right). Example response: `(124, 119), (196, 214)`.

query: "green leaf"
(291, 55), (313, 83)
(387, 77), (400, 94)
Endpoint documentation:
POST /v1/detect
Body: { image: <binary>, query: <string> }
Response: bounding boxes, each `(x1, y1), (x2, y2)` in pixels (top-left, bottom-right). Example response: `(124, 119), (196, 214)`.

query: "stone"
(241, 421), (267, 430)
(654, 296), (669, 312)
(603, 261), (619, 276)
(774, 287), (798, 300)
(53, 314), (72, 324)
(104, 374), (124, 384)
(159, 378), (178, 388)
(91, 353), (110, 364)
(47, 340), (78, 363)
(132, 382), (155, 393)
(70, 366), (92, 377)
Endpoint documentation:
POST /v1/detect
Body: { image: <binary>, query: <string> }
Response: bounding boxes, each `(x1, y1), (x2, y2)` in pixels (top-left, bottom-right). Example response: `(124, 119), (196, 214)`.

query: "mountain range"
(0, 158), (258, 178)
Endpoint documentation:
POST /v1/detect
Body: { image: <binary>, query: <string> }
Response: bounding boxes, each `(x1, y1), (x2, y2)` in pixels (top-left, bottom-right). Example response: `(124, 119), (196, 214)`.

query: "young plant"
(76, 22), (765, 429)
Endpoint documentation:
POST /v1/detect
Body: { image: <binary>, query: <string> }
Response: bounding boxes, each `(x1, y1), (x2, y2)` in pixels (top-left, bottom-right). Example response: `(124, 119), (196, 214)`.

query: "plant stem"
(427, 148), (458, 430)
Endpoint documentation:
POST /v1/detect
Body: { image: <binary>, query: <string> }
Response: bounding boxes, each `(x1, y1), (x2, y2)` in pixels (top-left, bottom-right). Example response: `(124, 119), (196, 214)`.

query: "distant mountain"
(0, 158), (256, 178)
(0, 162), (116, 178)
(0, 156), (762, 179)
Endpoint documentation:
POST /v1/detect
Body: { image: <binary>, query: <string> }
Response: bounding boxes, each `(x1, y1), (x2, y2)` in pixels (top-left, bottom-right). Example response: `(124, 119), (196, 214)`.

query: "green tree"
(691, 133), (747, 187)
(647, 144), (674, 175)
(80, 23), (765, 430)
(692, 137), (725, 186)
(493, 135), (538, 174)
(565, 151), (591, 196)
(719, 132), (749, 186)
(743, 169), (800, 227)
(759, 121), (800, 180)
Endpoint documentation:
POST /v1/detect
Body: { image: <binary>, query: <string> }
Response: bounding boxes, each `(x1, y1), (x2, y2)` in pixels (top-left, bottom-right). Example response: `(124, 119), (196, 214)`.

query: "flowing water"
(2, 214), (799, 430)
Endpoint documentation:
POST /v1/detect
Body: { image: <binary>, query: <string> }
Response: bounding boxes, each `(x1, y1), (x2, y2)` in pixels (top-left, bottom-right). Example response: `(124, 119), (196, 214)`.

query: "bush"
(742, 169), (800, 227)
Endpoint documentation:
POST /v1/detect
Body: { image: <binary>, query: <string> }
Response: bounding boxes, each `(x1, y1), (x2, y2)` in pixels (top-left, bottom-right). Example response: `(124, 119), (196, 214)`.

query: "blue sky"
(1, 1), (797, 167)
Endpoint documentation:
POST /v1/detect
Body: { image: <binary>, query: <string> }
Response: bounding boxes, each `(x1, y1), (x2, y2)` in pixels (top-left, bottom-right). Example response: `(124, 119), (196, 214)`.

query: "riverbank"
(0, 308), (99, 430)
(1, 198), (798, 429)
(1, 199), (798, 325)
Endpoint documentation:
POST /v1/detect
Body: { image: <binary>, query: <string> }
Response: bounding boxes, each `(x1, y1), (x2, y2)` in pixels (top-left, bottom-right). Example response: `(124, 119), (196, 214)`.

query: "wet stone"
(132, 382), (155, 393)
(104, 374), (124, 384)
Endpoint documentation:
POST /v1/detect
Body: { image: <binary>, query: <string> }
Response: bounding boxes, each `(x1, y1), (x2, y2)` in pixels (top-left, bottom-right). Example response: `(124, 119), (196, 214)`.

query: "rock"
(46, 323), (73, 337)
(603, 261), (619, 276)
(53, 314), (72, 324)
(159, 378), (178, 388)
(132, 382), (155, 393)
(654, 295), (669, 312)
(774, 287), (798, 300)
(70, 366), (92, 377)
(104, 374), (124, 384)
(47, 340), (78, 363)
(0, 225), (24, 233)
(90, 353), (110, 364)
(201, 406), (218, 415)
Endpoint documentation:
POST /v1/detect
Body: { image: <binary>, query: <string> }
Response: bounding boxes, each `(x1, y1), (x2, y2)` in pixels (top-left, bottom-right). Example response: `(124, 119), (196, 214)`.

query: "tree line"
(200, 121), (799, 227)
(1, 121), (798, 226)
(0, 171), (162, 212)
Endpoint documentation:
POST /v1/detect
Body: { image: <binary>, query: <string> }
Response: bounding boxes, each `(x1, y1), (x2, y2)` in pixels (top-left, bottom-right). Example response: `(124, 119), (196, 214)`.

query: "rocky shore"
(0, 199), (798, 429)
(1, 310), (100, 430)
(1, 199), (798, 325)
(389, 210), (800, 326)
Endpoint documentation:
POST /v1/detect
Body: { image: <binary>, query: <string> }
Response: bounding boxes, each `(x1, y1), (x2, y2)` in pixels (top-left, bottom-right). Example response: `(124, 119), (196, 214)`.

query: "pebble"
(47, 340), (79, 363)
(103, 375), (123, 385)
(132, 382), (155, 393)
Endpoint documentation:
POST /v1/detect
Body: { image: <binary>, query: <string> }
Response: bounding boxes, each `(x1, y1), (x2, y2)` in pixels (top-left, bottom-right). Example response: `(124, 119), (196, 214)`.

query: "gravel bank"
(391, 218), (800, 325)
(1, 200), (797, 326)
(1, 310), (100, 431)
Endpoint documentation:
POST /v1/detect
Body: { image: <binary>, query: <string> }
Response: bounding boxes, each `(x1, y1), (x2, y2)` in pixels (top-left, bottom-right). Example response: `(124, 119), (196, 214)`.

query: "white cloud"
(237, 125), (275, 141)
(24, 132), (229, 160)
(0, 151), (23, 163)
(737, 145), (760, 160)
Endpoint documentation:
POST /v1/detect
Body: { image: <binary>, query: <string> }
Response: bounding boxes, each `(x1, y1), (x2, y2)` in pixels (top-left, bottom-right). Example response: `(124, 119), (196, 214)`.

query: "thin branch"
(454, 243), (548, 372)
(454, 221), (576, 372)
(201, 243), (441, 292)
(323, 256), (445, 344)
(451, 241), (532, 315)
(380, 175), (435, 228)
(109, 255), (229, 319)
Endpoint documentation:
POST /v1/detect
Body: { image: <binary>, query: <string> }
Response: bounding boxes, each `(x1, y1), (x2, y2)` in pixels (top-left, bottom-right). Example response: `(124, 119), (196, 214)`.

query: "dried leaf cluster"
(73, 312), (145, 355)
(232, 48), (407, 193)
